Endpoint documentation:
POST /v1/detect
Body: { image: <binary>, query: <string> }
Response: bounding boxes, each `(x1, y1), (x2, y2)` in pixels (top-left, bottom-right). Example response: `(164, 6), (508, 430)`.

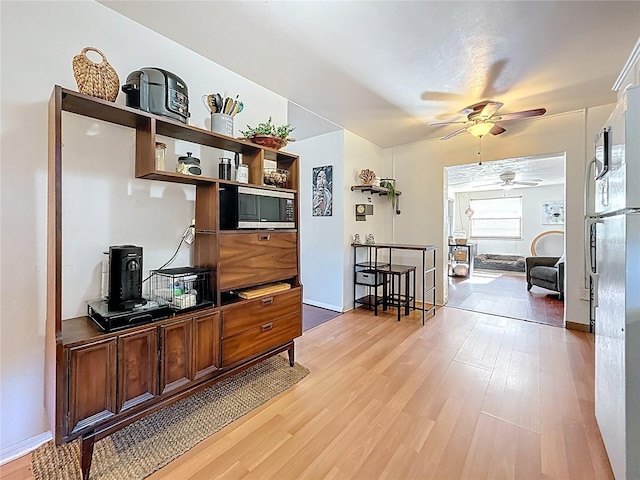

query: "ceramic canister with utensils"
(211, 113), (233, 136)
(202, 93), (243, 136)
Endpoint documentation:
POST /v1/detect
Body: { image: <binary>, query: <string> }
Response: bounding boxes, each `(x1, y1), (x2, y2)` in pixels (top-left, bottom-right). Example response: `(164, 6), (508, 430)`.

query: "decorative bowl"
(247, 135), (287, 150)
(263, 168), (290, 188)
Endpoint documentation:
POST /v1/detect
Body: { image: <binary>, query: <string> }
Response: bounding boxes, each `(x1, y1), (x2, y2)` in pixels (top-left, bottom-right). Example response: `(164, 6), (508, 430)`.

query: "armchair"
(526, 256), (564, 300)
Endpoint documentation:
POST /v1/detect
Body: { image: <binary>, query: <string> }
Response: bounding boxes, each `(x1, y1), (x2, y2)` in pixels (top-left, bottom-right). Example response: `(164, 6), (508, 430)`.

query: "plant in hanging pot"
(240, 117), (295, 150)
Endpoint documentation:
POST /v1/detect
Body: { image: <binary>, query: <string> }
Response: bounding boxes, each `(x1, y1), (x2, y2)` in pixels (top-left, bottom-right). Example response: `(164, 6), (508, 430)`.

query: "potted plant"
(380, 178), (401, 214)
(240, 117), (295, 150)
(379, 178), (397, 202)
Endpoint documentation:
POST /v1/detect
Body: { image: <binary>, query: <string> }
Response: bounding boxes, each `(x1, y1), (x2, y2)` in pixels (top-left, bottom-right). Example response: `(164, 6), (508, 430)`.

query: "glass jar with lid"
(176, 152), (201, 176)
(155, 142), (167, 170)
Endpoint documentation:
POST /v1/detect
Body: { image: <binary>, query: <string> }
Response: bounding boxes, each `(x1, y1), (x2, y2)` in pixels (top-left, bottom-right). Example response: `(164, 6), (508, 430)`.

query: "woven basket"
(72, 47), (119, 102)
(453, 250), (468, 262)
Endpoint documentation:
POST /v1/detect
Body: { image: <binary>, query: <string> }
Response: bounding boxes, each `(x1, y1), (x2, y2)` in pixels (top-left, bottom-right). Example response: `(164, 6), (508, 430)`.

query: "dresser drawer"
(223, 288), (300, 338)
(221, 313), (302, 367)
(219, 232), (298, 290)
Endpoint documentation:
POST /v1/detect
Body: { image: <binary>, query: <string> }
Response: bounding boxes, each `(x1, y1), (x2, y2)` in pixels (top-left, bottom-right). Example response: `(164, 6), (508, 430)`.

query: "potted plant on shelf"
(379, 178), (396, 201)
(240, 117), (295, 150)
(380, 178), (401, 214)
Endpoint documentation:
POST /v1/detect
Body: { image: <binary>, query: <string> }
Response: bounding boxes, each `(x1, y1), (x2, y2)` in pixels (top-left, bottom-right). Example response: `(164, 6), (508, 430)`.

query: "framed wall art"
(312, 165), (333, 216)
(542, 200), (564, 224)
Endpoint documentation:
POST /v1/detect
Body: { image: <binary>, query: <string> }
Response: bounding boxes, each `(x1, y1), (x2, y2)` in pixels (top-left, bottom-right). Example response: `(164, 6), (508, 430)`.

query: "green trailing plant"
(240, 116), (295, 139)
(379, 179), (397, 203)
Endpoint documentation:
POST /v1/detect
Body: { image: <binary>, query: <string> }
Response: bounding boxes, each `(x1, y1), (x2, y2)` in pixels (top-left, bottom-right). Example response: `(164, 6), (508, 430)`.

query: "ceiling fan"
(475, 170), (542, 189)
(431, 101), (546, 140)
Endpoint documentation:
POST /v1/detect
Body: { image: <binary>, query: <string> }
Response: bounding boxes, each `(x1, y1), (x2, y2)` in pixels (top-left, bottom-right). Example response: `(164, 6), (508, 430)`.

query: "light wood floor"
(447, 271), (565, 328)
(1, 306), (612, 480)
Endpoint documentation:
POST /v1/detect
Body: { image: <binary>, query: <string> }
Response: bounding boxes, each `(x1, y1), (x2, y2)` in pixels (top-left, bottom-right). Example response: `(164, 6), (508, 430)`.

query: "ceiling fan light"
(467, 122), (494, 137)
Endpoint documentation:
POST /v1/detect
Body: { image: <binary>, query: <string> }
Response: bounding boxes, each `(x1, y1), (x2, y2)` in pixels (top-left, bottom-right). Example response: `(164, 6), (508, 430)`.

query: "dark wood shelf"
(61, 305), (218, 348)
(57, 86), (298, 162)
(137, 170), (298, 192)
(350, 185), (402, 196)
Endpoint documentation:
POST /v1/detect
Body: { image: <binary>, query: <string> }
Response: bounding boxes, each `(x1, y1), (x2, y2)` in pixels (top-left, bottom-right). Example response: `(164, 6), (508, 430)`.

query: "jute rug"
(32, 355), (309, 480)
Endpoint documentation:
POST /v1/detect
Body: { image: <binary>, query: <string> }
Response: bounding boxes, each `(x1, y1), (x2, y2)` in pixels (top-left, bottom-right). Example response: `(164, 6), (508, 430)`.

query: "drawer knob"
(261, 297), (274, 305)
(261, 322), (273, 332)
(258, 234), (271, 241)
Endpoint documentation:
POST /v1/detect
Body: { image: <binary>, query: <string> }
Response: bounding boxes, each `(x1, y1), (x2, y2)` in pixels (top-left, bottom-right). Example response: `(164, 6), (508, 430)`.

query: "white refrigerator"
(587, 85), (640, 480)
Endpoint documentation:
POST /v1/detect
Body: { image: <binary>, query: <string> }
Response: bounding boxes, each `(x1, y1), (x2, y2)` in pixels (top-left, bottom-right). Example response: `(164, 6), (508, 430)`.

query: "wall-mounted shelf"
(351, 185), (402, 196)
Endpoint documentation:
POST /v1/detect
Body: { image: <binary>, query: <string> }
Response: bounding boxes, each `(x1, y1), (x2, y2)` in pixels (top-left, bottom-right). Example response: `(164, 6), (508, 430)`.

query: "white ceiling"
(101, 1), (639, 148)
(446, 154), (565, 193)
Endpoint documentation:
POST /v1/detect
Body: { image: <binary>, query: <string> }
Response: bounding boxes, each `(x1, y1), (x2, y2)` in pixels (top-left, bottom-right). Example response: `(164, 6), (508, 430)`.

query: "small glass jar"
(155, 142), (167, 171)
(176, 152), (201, 176)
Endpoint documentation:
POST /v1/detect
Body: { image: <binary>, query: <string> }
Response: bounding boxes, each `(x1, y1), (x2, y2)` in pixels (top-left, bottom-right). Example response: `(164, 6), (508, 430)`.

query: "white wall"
(392, 105), (615, 322)
(0, 1), (287, 456)
(289, 131), (345, 311)
(344, 131), (393, 310)
(454, 184), (565, 257)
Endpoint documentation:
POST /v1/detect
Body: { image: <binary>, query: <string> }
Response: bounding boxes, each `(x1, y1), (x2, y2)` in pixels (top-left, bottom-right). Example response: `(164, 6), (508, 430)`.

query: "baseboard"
(0, 431), (51, 465)
(566, 321), (590, 332)
(303, 299), (342, 312)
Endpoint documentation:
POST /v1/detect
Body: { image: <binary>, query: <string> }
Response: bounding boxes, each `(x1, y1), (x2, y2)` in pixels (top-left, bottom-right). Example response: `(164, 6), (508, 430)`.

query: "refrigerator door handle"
(584, 157), (597, 217)
(585, 217), (602, 307)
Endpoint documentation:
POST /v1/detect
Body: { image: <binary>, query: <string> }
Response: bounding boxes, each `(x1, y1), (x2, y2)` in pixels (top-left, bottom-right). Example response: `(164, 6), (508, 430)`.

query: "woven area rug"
(31, 355), (309, 480)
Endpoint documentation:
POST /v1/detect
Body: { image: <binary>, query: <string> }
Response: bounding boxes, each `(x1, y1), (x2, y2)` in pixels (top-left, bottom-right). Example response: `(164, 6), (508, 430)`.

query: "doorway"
(444, 153), (566, 328)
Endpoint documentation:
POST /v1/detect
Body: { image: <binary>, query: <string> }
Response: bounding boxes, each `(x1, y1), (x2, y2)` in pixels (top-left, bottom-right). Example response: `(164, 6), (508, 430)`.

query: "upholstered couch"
(526, 256), (564, 300)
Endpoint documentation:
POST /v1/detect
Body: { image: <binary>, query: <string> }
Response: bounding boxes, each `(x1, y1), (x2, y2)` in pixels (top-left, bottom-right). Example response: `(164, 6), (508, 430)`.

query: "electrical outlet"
(579, 288), (590, 301)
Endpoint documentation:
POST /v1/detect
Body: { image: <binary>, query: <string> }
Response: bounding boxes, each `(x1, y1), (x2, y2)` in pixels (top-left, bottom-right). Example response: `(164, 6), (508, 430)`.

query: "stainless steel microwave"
(219, 185), (295, 230)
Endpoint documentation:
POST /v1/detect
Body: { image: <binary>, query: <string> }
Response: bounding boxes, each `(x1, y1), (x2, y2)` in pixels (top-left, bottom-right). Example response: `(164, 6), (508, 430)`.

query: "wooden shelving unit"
(47, 85), (302, 478)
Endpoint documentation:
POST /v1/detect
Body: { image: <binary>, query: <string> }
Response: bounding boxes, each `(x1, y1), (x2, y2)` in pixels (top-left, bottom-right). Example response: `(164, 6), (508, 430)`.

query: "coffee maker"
(107, 245), (146, 310)
(89, 245), (172, 332)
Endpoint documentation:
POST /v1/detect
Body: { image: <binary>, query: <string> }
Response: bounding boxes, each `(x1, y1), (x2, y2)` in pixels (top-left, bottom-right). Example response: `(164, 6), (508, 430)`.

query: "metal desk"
(352, 243), (437, 325)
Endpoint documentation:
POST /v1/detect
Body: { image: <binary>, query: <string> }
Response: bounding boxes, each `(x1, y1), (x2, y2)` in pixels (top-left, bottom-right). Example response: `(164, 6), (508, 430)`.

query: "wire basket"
(263, 168), (290, 187)
(72, 47), (120, 102)
(149, 267), (214, 310)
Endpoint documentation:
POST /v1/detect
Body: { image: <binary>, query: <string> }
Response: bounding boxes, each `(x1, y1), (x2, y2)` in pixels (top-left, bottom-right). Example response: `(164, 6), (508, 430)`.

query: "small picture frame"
(542, 201), (564, 225)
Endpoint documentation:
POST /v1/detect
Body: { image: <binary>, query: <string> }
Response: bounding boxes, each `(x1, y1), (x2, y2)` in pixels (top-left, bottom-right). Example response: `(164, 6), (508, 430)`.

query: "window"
(469, 197), (522, 238)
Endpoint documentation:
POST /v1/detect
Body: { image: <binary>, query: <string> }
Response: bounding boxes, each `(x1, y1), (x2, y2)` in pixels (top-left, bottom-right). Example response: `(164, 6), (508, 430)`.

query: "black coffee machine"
(88, 246), (171, 332)
(107, 245), (146, 310)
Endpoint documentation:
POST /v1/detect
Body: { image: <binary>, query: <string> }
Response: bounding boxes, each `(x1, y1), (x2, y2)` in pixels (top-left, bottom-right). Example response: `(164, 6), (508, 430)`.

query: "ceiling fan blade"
(441, 127), (468, 140)
(430, 120), (468, 127)
(478, 101), (503, 119)
(495, 108), (546, 121)
(490, 124), (506, 136)
(513, 181), (540, 186)
(463, 100), (490, 113)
